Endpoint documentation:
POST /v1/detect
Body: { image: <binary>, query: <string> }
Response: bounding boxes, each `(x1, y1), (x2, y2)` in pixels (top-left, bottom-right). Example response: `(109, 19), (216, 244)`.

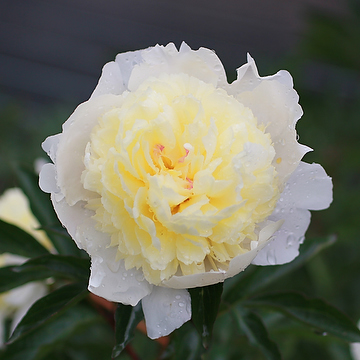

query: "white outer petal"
(126, 42), (227, 91)
(91, 61), (126, 98)
(252, 162), (332, 265)
(280, 161), (333, 210)
(162, 220), (283, 289)
(52, 196), (152, 305)
(39, 163), (59, 194)
(42, 134), (61, 163)
(55, 94), (124, 206)
(230, 54), (311, 184)
(142, 287), (191, 339)
(89, 253), (153, 306)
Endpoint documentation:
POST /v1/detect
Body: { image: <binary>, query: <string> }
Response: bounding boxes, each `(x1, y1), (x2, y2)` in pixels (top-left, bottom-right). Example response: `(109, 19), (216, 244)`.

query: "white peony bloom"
(0, 189), (49, 346)
(39, 43), (332, 339)
(0, 188), (51, 250)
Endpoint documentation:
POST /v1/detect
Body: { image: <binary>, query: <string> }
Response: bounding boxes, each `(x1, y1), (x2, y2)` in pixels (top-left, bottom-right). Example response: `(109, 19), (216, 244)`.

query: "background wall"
(0, 0), (347, 103)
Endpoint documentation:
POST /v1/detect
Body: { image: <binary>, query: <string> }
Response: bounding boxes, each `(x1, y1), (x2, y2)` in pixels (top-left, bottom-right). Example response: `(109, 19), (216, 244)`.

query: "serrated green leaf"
(8, 282), (88, 343)
(1, 304), (101, 360)
(13, 164), (80, 256)
(112, 303), (144, 359)
(0, 219), (50, 258)
(189, 282), (223, 349)
(232, 306), (282, 360)
(245, 291), (360, 343)
(223, 236), (336, 305)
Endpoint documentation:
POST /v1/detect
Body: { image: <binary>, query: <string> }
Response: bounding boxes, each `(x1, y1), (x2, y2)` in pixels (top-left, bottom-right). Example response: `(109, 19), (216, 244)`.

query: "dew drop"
(175, 295), (181, 300)
(266, 249), (276, 265)
(286, 234), (296, 248)
(178, 302), (185, 308)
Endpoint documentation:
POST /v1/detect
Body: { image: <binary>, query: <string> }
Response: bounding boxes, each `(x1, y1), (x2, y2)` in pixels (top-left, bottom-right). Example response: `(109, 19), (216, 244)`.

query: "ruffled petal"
(39, 163), (59, 194)
(88, 252), (153, 306)
(55, 94), (124, 205)
(142, 286), (191, 339)
(162, 220), (282, 289)
(252, 162), (332, 265)
(91, 61), (126, 98)
(52, 196), (153, 305)
(229, 55), (311, 184)
(281, 162), (333, 211)
(126, 42), (227, 92)
(42, 134), (61, 162)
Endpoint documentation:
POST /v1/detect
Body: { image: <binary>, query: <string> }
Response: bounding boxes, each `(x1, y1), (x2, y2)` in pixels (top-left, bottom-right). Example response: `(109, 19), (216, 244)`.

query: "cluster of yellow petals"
(82, 73), (280, 285)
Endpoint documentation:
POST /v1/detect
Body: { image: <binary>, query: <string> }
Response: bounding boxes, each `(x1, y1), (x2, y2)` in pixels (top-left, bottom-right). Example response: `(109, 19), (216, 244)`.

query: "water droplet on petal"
(175, 295), (181, 300)
(179, 302), (185, 307)
(286, 234), (296, 248)
(266, 249), (276, 265)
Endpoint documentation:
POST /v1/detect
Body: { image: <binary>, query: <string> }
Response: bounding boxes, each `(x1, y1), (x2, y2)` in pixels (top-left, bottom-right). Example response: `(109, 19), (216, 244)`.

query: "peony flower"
(0, 188), (49, 346)
(39, 43), (332, 339)
(0, 188), (51, 250)
(0, 254), (47, 346)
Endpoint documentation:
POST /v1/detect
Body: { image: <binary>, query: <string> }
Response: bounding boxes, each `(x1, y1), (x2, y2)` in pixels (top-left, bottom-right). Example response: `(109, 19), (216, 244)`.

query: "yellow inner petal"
(82, 73), (280, 285)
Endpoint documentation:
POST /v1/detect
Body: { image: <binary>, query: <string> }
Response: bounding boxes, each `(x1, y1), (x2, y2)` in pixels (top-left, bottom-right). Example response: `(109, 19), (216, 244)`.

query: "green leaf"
(223, 236), (336, 305)
(232, 306), (281, 360)
(189, 282), (223, 349)
(0, 255), (90, 293)
(13, 164), (80, 256)
(12, 164), (57, 228)
(168, 322), (205, 360)
(245, 291), (360, 343)
(0, 265), (53, 293)
(0, 219), (50, 258)
(8, 282), (88, 343)
(19, 254), (90, 281)
(1, 304), (101, 360)
(112, 303), (144, 358)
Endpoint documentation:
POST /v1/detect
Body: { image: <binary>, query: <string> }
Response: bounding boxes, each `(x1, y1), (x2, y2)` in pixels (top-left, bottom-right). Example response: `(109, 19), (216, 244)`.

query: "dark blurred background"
(1, 0), (360, 359)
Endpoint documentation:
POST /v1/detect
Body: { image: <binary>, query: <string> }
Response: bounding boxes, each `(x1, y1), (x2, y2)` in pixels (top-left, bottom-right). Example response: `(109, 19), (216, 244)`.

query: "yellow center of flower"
(82, 73), (280, 285)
